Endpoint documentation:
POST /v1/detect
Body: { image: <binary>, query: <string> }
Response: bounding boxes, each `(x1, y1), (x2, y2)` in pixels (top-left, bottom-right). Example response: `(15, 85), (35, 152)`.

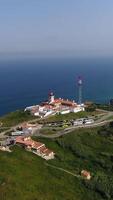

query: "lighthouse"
(48, 92), (55, 103)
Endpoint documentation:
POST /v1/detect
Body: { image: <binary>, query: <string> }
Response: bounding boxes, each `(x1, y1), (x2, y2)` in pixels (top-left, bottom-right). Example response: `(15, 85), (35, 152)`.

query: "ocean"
(0, 56), (113, 116)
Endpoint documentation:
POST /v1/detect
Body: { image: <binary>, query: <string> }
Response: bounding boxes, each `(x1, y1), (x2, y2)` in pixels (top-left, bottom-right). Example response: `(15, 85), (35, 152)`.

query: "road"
(0, 109), (113, 140)
(34, 120), (113, 139)
(95, 109), (113, 122)
(0, 118), (42, 139)
(34, 109), (113, 138)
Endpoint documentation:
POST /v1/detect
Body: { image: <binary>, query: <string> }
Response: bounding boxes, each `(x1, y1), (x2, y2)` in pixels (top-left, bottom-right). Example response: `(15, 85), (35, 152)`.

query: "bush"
(109, 121), (113, 128)
(86, 104), (97, 112)
(0, 110), (36, 127)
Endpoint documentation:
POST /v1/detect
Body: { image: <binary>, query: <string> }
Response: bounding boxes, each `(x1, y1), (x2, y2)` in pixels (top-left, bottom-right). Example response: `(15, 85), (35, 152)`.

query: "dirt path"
(45, 162), (81, 178)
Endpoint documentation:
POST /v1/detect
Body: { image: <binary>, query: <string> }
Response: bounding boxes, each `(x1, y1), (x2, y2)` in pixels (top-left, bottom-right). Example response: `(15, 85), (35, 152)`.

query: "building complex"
(25, 92), (85, 118)
(16, 136), (55, 160)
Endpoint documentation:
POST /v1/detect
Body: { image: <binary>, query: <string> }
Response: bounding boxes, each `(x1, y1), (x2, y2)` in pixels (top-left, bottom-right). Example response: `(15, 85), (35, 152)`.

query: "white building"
(25, 92), (85, 118)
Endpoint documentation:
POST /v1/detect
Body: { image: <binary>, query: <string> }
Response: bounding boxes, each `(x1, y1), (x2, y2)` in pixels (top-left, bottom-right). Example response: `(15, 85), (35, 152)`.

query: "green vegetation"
(106, 115), (113, 120)
(36, 124), (113, 200)
(40, 127), (64, 135)
(98, 121), (113, 137)
(85, 104), (97, 112)
(0, 145), (98, 200)
(0, 127), (8, 133)
(40, 127), (56, 135)
(0, 110), (36, 127)
(40, 111), (92, 124)
(96, 103), (113, 111)
(1, 123), (113, 199)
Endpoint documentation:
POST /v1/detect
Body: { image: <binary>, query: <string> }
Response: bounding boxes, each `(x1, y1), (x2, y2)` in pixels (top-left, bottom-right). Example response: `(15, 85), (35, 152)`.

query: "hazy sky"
(0, 0), (113, 57)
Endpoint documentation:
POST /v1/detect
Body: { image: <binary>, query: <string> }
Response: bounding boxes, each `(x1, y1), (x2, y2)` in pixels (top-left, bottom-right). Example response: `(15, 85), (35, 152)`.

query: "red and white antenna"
(78, 76), (83, 105)
(78, 76), (83, 85)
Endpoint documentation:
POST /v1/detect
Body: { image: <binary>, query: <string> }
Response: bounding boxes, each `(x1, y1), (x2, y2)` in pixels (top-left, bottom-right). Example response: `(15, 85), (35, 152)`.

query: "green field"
(0, 146), (95, 200)
(1, 124), (113, 199)
(96, 103), (113, 111)
(40, 127), (64, 135)
(0, 110), (36, 127)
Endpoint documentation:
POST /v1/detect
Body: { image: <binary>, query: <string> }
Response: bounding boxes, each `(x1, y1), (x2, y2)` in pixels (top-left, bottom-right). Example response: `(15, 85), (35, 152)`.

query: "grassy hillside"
(0, 110), (36, 127)
(1, 125), (113, 199)
(35, 126), (113, 200)
(0, 146), (98, 200)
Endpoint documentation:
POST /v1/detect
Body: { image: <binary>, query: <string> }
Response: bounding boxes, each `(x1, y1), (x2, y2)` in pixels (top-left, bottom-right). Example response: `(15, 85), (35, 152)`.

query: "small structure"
(0, 138), (15, 146)
(19, 122), (41, 135)
(16, 136), (55, 160)
(81, 170), (91, 180)
(83, 118), (94, 125)
(73, 119), (84, 126)
(11, 131), (24, 136)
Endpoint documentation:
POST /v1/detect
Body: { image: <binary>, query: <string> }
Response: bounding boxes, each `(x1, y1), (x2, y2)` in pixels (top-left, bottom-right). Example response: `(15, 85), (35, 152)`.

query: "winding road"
(0, 109), (113, 140)
(34, 109), (113, 138)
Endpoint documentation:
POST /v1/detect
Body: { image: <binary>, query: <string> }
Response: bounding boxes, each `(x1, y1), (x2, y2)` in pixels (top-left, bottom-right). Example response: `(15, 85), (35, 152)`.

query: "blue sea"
(0, 56), (113, 116)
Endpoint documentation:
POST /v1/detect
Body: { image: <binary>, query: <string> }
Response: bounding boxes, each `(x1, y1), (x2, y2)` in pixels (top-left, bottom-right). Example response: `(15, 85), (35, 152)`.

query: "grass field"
(0, 146), (98, 200)
(40, 127), (64, 135)
(96, 104), (113, 111)
(1, 124), (113, 199)
(0, 110), (36, 127)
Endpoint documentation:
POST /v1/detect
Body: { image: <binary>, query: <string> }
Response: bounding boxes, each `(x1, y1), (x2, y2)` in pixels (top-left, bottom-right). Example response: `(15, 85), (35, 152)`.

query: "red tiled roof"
(39, 146), (48, 153)
(16, 136), (34, 146)
(45, 149), (53, 156)
(61, 101), (76, 106)
(81, 170), (90, 177)
(51, 98), (77, 107)
(16, 136), (55, 156)
(16, 136), (44, 149)
(16, 136), (25, 143)
(39, 146), (53, 155)
(32, 141), (44, 149)
(53, 99), (62, 103)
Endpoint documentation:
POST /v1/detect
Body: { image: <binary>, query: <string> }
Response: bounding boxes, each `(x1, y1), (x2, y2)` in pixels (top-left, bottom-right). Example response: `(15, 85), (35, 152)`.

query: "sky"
(0, 0), (113, 57)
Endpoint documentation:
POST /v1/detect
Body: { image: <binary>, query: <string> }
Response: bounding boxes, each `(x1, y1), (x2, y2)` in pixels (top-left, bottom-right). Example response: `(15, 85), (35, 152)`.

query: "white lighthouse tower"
(49, 92), (55, 103)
